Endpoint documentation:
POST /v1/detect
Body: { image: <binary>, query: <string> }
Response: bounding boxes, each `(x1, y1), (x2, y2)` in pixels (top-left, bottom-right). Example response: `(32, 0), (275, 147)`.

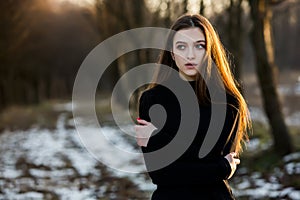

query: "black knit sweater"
(139, 81), (239, 199)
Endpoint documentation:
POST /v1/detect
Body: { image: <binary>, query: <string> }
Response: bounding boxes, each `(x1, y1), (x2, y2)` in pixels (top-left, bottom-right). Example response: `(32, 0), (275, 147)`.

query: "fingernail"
(137, 117), (141, 120)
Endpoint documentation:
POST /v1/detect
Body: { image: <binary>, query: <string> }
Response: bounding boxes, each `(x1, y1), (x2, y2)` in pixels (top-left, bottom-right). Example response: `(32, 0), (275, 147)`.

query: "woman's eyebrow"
(195, 40), (206, 43)
(175, 40), (206, 44)
(175, 41), (187, 44)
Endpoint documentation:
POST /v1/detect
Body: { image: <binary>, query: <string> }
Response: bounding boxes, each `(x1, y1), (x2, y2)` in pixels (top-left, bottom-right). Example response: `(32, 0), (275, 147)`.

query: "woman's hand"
(134, 118), (157, 147)
(224, 152), (240, 179)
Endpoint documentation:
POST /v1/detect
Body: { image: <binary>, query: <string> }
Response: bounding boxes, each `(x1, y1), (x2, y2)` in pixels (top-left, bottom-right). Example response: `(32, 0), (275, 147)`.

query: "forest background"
(0, 0), (300, 199)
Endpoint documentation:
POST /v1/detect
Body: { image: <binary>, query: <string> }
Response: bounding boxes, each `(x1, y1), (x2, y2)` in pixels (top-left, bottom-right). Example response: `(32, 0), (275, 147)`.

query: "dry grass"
(0, 101), (64, 132)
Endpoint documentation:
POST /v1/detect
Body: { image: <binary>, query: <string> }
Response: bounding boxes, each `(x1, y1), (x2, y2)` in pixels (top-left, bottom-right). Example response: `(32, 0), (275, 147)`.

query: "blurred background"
(0, 0), (299, 199)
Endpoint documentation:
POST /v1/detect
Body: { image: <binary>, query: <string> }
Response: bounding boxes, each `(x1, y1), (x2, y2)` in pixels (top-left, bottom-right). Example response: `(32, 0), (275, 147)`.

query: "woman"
(135, 14), (251, 199)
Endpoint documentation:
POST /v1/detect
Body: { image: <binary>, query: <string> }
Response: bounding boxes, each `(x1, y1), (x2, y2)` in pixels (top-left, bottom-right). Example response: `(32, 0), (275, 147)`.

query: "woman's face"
(172, 27), (206, 81)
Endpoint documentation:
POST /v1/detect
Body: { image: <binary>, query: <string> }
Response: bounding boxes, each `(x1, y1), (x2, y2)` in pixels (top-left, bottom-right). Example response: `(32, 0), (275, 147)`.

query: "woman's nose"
(187, 47), (195, 60)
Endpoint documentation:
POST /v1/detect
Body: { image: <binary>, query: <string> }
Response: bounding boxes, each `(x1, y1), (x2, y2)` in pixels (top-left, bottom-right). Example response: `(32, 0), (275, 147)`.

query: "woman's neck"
(179, 71), (196, 81)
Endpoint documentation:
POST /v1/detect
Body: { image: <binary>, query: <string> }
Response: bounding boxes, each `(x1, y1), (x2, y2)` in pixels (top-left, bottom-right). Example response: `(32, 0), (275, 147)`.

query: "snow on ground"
(0, 102), (299, 199)
(232, 151), (300, 200)
(0, 112), (153, 199)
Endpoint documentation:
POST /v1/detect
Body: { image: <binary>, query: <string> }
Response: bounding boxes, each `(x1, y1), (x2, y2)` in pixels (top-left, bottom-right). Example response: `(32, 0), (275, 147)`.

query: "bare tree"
(227, 0), (244, 86)
(94, 0), (156, 107)
(0, 0), (98, 108)
(248, 0), (293, 155)
(199, 0), (205, 15)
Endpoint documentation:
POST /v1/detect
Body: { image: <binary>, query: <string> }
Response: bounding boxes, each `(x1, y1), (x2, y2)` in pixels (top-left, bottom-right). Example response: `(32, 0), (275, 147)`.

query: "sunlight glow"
(52, 0), (95, 7)
(187, 0), (200, 14)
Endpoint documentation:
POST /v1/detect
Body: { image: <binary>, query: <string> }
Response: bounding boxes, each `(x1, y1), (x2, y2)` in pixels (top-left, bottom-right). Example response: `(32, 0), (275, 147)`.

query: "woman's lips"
(185, 63), (197, 69)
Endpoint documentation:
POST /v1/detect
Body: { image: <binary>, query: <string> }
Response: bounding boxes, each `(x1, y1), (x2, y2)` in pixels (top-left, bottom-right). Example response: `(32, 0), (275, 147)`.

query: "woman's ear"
(171, 51), (175, 60)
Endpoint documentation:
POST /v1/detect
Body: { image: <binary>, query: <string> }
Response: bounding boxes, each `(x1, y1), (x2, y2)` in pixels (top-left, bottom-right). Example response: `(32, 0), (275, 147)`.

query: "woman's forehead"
(173, 27), (205, 43)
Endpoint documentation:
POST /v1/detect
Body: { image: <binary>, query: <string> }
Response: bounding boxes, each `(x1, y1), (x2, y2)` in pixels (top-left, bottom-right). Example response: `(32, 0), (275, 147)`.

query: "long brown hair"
(147, 14), (251, 155)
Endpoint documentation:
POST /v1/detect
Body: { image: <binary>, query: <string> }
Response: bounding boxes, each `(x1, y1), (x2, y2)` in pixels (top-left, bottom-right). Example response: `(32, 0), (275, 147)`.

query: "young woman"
(135, 14), (251, 199)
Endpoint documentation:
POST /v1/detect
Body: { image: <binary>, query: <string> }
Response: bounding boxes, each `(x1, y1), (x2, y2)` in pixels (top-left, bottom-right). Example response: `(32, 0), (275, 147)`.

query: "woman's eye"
(195, 44), (204, 49)
(176, 45), (186, 50)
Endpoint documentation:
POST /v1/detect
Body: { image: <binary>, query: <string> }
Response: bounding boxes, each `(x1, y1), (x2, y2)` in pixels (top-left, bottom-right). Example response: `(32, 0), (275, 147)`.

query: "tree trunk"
(227, 0), (243, 86)
(199, 0), (205, 16)
(183, 0), (188, 14)
(248, 0), (293, 155)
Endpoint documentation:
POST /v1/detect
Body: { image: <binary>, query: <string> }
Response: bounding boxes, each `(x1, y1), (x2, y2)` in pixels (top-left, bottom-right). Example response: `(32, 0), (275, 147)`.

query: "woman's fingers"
(224, 152), (241, 179)
(134, 118), (157, 147)
(136, 138), (150, 147)
(136, 118), (149, 125)
(231, 152), (237, 157)
(230, 152), (240, 165)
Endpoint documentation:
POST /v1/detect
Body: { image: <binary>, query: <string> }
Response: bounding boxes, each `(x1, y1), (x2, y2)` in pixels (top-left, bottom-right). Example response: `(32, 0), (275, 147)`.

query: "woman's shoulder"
(141, 84), (169, 97)
(140, 84), (175, 106)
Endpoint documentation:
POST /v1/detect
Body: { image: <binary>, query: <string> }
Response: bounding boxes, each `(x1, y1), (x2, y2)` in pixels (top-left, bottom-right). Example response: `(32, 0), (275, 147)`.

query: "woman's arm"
(144, 156), (233, 185)
(137, 91), (239, 184)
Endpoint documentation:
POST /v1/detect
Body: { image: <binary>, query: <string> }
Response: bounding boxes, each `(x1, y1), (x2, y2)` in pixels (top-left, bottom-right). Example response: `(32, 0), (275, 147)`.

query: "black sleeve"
(138, 91), (152, 122)
(138, 91), (175, 152)
(147, 157), (232, 185)
(138, 90), (232, 185)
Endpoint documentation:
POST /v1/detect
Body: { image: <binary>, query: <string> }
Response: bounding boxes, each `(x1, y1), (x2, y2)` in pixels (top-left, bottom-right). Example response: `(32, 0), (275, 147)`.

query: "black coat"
(139, 81), (238, 200)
